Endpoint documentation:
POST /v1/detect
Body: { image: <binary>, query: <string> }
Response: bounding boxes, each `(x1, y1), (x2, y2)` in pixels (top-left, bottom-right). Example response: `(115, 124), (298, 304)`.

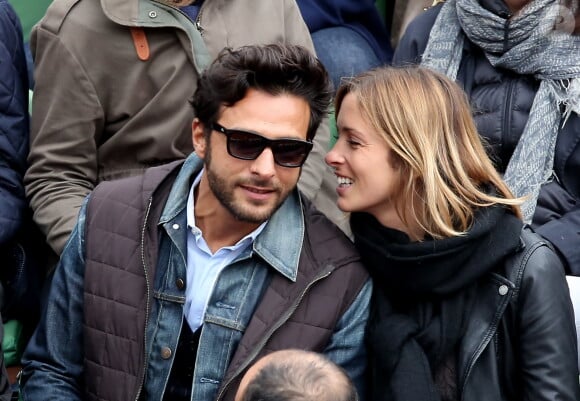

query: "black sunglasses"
(211, 122), (313, 168)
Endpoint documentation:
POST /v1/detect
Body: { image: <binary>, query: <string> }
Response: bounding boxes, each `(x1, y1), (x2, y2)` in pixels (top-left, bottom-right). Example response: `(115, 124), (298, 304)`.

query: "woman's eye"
(347, 139), (362, 147)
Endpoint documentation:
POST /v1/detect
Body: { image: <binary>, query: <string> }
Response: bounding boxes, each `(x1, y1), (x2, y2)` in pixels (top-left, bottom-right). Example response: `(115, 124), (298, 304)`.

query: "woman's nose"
(325, 145), (343, 167)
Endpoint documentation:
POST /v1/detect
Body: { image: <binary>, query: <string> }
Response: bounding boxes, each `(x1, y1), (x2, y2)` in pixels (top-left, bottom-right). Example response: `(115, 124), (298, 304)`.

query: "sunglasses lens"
(228, 131), (266, 159)
(272, 141), (312, 167)
(217, 123), (312, 167)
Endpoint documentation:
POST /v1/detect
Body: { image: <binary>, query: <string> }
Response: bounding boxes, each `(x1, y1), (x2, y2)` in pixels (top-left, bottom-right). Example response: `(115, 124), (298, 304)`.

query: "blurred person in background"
(394, 0), (580, 276)
(296, 0), (392, 90)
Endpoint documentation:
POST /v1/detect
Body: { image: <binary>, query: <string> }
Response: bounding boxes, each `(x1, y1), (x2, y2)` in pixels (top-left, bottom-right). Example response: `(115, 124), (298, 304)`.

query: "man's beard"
(204, 146), (293, 223)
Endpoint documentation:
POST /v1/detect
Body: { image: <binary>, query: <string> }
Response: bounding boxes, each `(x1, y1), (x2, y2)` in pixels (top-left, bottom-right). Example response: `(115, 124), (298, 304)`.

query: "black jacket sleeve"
(517, 243), (580, 400)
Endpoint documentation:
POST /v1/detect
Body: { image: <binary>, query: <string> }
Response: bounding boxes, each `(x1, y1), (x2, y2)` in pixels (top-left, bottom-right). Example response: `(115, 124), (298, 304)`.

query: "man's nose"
(249, 147), (277, 177)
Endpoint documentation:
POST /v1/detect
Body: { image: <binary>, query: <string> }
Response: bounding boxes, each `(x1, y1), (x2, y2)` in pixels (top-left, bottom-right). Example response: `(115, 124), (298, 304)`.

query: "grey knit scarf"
(421, 0), (580, 223)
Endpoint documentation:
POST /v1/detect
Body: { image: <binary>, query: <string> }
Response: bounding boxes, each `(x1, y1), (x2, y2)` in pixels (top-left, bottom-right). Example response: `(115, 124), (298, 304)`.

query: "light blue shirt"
(184, 170), (266, 331)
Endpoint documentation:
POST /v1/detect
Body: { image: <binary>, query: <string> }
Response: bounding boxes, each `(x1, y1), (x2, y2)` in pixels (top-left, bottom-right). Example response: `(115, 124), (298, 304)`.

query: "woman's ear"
(387, 149), (402, 170)
(192, 118), (207, 159)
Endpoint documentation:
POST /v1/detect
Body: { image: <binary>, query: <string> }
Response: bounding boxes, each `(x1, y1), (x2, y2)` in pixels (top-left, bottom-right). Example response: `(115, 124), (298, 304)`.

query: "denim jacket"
(21, 154), (371, 401)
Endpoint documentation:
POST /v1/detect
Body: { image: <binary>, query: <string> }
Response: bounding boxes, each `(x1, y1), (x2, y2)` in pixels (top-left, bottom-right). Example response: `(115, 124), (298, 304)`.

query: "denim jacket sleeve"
(322, 278), (372, 401)
(20, 199), (88, 401)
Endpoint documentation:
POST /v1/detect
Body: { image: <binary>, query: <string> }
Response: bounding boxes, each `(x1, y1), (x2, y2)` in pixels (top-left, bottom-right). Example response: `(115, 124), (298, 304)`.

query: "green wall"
(8, 0), (52, 42)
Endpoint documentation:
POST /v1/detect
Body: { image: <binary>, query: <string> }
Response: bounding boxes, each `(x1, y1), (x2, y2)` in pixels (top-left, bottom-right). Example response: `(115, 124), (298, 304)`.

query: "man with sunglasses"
(20, 44), (371, 401)
(26, 0), (347, 266)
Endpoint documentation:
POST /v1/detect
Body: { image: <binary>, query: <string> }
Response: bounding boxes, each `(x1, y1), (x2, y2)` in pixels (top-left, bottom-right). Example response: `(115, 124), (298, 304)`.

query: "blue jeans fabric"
(312, 26), (383, 91)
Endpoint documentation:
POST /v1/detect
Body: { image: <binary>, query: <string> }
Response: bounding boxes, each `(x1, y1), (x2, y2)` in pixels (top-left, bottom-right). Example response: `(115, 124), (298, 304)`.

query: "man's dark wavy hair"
(191, 43), (332, 141)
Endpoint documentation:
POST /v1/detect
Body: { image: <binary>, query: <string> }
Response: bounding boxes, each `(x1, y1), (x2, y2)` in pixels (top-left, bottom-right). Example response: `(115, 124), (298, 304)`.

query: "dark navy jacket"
(0, 0), (29, 247)
(296, 0), (393, 62)
(394, 2), (580, 275)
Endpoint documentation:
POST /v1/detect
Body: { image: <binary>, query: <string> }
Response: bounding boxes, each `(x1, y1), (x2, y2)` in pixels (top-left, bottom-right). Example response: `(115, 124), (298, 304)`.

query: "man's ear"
(192, 118), (207, 159)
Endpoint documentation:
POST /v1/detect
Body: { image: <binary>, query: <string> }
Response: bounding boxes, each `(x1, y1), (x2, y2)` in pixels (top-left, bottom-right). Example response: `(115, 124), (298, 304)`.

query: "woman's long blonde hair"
(335, 66), (523, 239)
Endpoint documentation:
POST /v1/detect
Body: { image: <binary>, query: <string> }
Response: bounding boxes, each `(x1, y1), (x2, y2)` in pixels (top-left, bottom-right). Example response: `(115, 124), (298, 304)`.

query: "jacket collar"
(100, 0), (142, 25)
(160, 153), (305, 282)
(478, 0), (512, 16)
(252, 188), (304, 282)
(100, 0), (190, 26)
(99, 0), (211, 73)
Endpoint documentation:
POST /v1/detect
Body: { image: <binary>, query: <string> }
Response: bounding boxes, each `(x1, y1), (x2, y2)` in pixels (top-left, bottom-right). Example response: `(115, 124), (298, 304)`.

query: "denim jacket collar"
(252, 189), (304, 282)
(159, 153), (304, 282)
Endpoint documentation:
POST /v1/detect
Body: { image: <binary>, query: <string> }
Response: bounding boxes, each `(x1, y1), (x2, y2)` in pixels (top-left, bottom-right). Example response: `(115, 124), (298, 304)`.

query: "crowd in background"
(0, 0), (579, 400)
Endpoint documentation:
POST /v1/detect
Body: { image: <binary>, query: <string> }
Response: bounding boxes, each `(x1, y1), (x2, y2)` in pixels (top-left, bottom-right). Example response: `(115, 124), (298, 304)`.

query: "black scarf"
(351, 206), (522, 401)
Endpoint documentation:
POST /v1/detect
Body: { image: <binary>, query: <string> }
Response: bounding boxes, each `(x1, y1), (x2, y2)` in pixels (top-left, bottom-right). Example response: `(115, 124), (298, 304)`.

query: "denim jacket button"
(161, 346), (172, 359)
(176, 278), (185, 290)
(498, 284), (508, 296)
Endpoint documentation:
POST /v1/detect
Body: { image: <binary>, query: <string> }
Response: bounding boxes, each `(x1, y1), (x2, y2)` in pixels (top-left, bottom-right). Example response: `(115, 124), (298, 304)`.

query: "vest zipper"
(501, 14), (511, 53)
(195, 4), (205, 35)
(501, 79), (515, 168)
(150, 0), (206, 67)
(499, 10), (515, 170)
(215, 267), (334, 401)
(150, 0), (203, 34)
(134, 196), (154, 401)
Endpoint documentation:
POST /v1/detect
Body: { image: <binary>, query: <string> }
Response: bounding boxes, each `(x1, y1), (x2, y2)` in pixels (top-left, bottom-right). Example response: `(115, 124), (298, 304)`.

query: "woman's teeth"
(337, 176), (353, 186)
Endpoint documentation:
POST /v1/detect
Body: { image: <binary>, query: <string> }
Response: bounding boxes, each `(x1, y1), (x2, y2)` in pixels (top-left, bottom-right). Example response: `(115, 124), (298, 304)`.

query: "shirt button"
(148, 10), (157, 18)
(172, 223), (180, 230)
(498, 285), (508, 296)
(176, 278), (185, 290)
(161, 347), (172, 359)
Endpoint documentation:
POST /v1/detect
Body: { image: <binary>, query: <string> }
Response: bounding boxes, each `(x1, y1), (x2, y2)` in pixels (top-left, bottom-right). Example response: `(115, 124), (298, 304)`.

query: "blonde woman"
(325, 66), (580, 401)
